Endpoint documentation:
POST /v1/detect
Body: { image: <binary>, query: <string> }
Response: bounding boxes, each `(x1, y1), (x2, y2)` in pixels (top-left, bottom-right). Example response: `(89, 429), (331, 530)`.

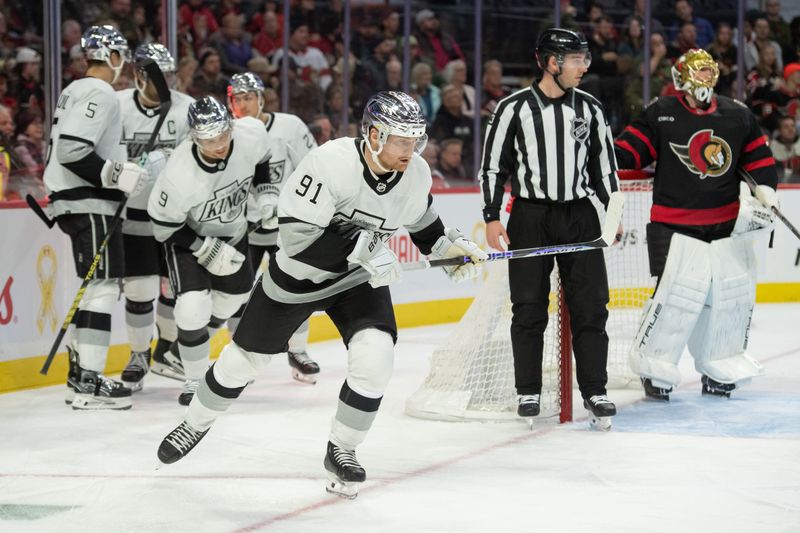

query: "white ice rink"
(2, 303), (799, 533)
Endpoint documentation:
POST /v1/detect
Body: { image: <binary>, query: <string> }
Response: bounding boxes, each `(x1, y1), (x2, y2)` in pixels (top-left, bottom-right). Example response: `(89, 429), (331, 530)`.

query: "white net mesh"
(406, 177), (654, 422)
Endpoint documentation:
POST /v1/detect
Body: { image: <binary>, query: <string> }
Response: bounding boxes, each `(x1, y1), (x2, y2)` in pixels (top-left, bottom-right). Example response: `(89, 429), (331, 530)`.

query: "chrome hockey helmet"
(133, 43), (176, 92)
(188, 96), (232, 142)
(361, 91), (428, 171)
(81, 25), (130, 83)
(227, 72), (265, 116)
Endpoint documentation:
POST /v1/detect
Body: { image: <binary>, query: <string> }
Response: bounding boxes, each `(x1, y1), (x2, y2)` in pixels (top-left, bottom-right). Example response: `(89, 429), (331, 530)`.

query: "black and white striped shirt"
(479, 83), (619, 222)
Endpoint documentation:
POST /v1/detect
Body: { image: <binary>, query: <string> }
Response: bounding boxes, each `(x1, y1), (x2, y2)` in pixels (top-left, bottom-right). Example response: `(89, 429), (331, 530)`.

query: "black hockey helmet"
(535, 28), (590, 71)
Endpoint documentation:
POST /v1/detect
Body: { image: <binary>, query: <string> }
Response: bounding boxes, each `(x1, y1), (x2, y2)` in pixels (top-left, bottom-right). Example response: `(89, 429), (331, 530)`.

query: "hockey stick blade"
(40, 61), (172, 375)
(739, 168), (800, 241)
(25, 194), (56, 228)
(404, 191), (625, 272)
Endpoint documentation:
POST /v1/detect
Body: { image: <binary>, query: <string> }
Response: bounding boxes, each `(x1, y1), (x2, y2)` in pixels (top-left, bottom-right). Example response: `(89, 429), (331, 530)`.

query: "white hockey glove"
(258, 194), (280, 230)
(754, 184), (779, 210)
(347, 230), (403, 288)
(193, 236), (246, 276)
(431, 228), (489, 283)
(733, 182), (774, 235)
(101, 160), (151, 196)
(143, 150), (168, 181)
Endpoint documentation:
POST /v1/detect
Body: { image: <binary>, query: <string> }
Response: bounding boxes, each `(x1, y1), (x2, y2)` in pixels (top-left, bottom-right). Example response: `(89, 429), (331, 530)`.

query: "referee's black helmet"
(535, 28), (589, 70)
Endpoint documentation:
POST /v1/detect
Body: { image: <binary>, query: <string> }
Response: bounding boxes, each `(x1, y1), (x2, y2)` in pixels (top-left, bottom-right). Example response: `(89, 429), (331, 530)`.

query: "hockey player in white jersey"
(225, 72), (321, 384)
(118, 43), (195, 391)
(148, 97), (272, 406)
(157, 91), (488, 499)
(43, 25), (151, 410)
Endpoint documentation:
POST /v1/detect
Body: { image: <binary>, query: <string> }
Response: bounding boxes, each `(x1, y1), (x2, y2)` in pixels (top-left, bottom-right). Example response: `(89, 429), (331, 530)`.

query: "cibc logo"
(0, 276), (13, 325)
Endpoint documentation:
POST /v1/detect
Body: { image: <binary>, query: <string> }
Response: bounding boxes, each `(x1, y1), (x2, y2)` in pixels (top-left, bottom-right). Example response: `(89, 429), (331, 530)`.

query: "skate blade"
(121, 379), (144, 393)
(150, 363), (185, 382)
(291, 368), (317, 385)
(65, 389), (76, 405)
(71, 394), (132, 411)
(325, 473), (359, 499)
(588, 415), (612, 431)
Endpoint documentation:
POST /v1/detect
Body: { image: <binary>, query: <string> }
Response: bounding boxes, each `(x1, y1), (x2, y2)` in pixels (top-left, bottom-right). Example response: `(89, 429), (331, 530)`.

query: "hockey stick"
(25, 194), (56, 228)
(403, 191), (625, 272)
(738, 168), (800, 241)
(40, 59), (172, 375)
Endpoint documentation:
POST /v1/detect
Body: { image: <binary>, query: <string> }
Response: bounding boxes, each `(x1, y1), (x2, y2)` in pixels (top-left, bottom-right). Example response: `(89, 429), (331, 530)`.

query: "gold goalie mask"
(671, 49), (720, 106)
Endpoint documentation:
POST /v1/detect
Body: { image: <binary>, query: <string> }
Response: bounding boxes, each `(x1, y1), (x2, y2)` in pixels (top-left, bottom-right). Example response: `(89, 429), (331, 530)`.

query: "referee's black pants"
(507, 197), (610, 399)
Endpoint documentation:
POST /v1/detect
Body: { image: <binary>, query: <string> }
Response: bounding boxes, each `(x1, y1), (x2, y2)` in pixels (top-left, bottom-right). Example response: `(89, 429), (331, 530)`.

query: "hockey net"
(406, 170), (655, 423)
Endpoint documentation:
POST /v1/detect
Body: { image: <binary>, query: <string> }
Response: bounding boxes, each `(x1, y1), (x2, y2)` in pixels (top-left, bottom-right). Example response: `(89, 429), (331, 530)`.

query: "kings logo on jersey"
(123, 131), (177, 159)
(199, 177), (252, 224)
(269, 160), (286, 183)
(669, 129), (732, 179)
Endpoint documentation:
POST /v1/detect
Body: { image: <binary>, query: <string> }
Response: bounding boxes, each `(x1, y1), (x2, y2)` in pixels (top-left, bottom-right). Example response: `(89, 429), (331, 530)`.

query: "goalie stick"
(40, 59), (172, 375)
(738, 168), (800, 241)
(403, 191), (625, 272)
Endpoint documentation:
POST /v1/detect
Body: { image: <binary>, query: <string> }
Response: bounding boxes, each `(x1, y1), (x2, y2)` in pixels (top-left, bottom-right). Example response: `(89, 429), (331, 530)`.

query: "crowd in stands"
(0, 0), (799, 201)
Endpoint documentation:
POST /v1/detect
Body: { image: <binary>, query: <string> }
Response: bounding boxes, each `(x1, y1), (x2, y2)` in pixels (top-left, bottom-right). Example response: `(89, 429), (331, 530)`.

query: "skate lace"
(167, 423), (203, 453)
(126, 351), (149, 371)
(332, 446), (361, 469)
(518, 394), (540, 405)
(589, 394), (612, 406)
(289, 351), (314, 365)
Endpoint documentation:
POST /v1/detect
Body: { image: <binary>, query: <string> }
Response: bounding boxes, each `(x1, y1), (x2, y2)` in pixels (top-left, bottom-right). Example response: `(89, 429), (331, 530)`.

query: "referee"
(479, 28), (621, 428)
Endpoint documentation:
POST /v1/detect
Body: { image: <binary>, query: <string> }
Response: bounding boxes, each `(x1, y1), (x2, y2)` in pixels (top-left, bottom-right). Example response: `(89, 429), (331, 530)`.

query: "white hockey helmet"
(133, 43), (176, 92)
(671, 49), (719, 106)
(81, 25), (130, 83)
(188, 96), (232, 142)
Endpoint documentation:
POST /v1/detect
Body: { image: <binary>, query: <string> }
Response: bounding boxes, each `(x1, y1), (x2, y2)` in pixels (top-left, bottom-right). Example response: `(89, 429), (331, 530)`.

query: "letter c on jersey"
(0, 276), (13, 325)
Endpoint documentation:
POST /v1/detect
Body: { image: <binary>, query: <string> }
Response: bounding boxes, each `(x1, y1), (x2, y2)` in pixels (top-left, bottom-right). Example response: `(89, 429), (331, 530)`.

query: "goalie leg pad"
(630, 233), (712, 389)
(330, 328), (394, 450)
(688, 236), (763, 384)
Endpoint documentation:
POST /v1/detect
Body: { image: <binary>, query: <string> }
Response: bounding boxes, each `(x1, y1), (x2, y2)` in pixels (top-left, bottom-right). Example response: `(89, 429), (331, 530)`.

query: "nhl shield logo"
(570, 117), (589, 143)
(376, 182), (387, 193)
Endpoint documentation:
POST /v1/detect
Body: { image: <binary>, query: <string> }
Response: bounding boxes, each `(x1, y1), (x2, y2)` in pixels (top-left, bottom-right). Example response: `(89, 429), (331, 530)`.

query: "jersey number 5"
(295, 175), (322, 204)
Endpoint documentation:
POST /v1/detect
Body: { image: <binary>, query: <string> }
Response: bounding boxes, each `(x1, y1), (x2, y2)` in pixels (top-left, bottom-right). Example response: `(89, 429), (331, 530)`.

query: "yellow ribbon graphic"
(37, 245), (57, 334)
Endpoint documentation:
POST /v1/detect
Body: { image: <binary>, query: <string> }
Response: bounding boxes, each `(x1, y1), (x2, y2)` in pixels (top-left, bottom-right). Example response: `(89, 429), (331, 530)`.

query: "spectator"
(617, 16), (645, 76)
(352, 16), (381, 60)
(61, 19), (82, 60)
(757, 62), (800, 132)
(745, 15), (783, 73)
(211, 12), (254, 75)
(421, 139), (449, 189)
(247, 56), (275, 86)
(0, 104), (13, 200)
(385, 58), (402, 91)
(670, 22), (698, 57)
(11, 110), (45, 198)
(431, 84), (474, 176)
(443, 59), (476, 118)
(0, 73), (16, 111)
(707, 22), (738, 97)
(381, 9), (400, 43)
(132, 2), (154, 46)
(252, 10), (281, 58)
(180, 0), (220, 51)
(624, 0), (665, 39)
(175, 55), (198, 94)
(12, 47), (43, 114)
(216, 0), (242, 20)
(264, 86), (279, 113)
(481, 59), (510, 117)
(354, 35), (396, 109)
(189, 48), (230, 101)
(668, 0), (715, 49)
(436, 138), (470, 186)
(247, 1), (282, 34)
(410, 61), (440, 125)
(62, 43), (87, 87)
(308, 113), (332, 145)
(587, 16), (624, 128)
(271, 21), (332, 91)
(101, 0), (139, 47)
(624, 32), (673, 118)
(414, 8), (465, 71)
(324, 84), (347, 136)
(772, 114), (800, 182)
(765, 0), (792, 64)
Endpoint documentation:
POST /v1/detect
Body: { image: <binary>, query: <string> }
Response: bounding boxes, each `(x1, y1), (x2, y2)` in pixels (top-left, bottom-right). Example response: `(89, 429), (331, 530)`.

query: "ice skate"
(66, 345), (132, 410)
(157, 420), (209, 465)
(324, 441), (366, 500)
(178, 379), (199, 406)
(288, 351), (320, 384)
(701, 375), (735, 398)
(121, 349), (151, 392)
(517, 394), (540, 428)
(641, 377), (671, 402)
(584, 395), (616, 431)
(151, 341), (185, 381)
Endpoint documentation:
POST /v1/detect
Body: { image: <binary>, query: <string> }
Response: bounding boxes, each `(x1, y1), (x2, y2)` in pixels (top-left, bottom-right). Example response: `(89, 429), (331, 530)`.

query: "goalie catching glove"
(101, 159), (152, 196)
(193, 236), (245, 276)
(347, 230), (403, 288)
(431, 228), (488, 282)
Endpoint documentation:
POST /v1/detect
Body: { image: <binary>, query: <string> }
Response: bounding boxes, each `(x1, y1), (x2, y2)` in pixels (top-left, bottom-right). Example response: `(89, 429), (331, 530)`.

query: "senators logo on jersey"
(669, 129), (732, 179)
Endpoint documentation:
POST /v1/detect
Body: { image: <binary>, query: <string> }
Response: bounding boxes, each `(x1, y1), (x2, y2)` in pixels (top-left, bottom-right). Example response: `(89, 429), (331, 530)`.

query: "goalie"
(614, 49), (780, 401)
